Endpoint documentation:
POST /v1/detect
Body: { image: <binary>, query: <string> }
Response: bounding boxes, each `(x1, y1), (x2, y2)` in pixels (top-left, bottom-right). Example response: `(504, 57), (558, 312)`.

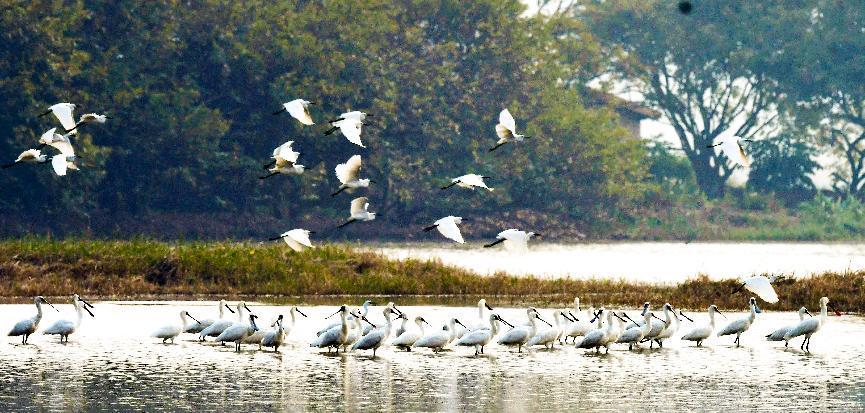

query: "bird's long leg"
(259, 171), (279, 180)
(2, 161), (19, 169)
(323, 126), (338, 136)
(262, 160), (276, 170)
(336, 219), (356, 229)
(422, 224), (438, 232)
(38, 110), (52, 117)
(488, 142), (508, 152)
(331, 186), (348, 197)
(731, 283), (747, 295)
(440, 182), (458, 190)
(483, 238), (506, 248)
(272, 107), (286, 115)
(706, 142), (723, 148)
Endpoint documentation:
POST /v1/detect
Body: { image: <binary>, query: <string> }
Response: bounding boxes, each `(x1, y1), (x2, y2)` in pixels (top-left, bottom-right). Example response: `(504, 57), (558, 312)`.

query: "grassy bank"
(0, 239), (862, 312)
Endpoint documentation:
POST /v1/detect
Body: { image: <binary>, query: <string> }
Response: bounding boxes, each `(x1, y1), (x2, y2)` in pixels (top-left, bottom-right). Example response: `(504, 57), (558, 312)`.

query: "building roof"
(585, 89), (662, 120)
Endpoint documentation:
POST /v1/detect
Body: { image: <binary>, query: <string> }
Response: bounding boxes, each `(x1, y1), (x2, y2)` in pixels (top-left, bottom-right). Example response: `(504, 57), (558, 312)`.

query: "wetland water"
(2, 301), (863, 411)
(374, 242), (865, 282)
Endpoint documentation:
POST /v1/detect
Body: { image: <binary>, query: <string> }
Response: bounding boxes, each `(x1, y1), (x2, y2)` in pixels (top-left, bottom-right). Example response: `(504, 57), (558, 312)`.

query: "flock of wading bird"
(8, 290), (842, 356)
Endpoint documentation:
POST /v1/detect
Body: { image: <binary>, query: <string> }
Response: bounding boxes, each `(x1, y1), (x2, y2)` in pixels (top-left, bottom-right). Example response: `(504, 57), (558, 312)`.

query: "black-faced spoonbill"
(186, 300), (234, 334)
(260, 141), (304, 179)
(38, 103), (78, 134)
(391, 315), (432, 351)
(423, 216), (467, 244)
(527, 310), (573, 349)
(497, 309), (552, 353)
(42, 294), (95, 343)
(8, 296), (58, 344)
(717, 297), (761, 347)
(413, 318), (467, 353)
(66, 113), (112, 132)
(2, 149), (48, 169)
(490, 108), (530, 152)
(325, 116), (367, 147)
(783, 297), (840, 352)
(441, 174), (493, 191)
(273, 99), (315, 125)
(352, 306), (400, 357)
(564, 298), (594, 343)
(681, 304), (727, 347)
(732, 275), (785, 303)
(199, 302), (248, 342)
(766, 306), (811, 345)
(456, 314), (513, 355)
(216, 314), (259, 352)
(153, 311), (201, 344)
(619, 311), (666, 350)
(332, 154), (374, 196)
(317, 300), (375, 336)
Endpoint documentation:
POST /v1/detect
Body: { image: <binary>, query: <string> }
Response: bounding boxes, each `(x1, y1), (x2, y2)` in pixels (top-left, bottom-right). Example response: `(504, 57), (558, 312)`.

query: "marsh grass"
(0, 239), (862, 312)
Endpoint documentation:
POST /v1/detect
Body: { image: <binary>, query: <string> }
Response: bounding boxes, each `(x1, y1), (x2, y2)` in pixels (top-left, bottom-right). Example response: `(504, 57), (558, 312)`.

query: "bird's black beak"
(309, 102), (317, 105)
(188, 313), (201, 324)
(308, 231), (317, 234)
(716, 309), (728, 319)
(362, 316), (376, 328)
(568, 311), (579, 322)
(537, 316), (553, 327)
(561, 312), (575, 322)
(534, 233), (543, 237)
(296, 308), (308, 318)
(225, 304), (236, 313)
(244, 303), (252, 313)
(44, 298), (59, 312)
(829, 304), (842, 316)
(369, 180), (377, 184)
(325, 307), (344, 319)
(80, 298), (95, 309)
(679, 311), (694, 322)
(499, 317), (514, 328)
(455, 319), (467, 329)
(485, 303), (494, 311)
(83, 306), (95, 318)
(613, 313), (627, 323)
(590, 311), (601, 323)
(392, 305), (403, 316)
(622, 313), (636, 325)
(652, 314), (666, 323)
(421, 317), (431, 326)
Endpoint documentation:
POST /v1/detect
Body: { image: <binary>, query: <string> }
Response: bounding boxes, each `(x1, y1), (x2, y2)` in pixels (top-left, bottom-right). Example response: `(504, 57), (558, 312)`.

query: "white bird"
(576, 309), (626, 353)
(441, 174), (493, 191)
(216, 314), (259, 352)
(8, 296), (58, 344)
(199, 302), (249, 342)
(655, 305), (687, 348)
(766, 306), (811, 344)
(325, 117), (366, 147)
(317, 300), (374, 336)
(681, 304), (727, 347)
(707, 135), (752, 167)
(341, 309), (371, 351)
(39, 103), (77, 134)
(732, 275), (783, 304)
(391, 314), (431, 351)
(490, 108), (530, 151)
(35, 128), (79, 176)
(242, 314), (282, 348)
(497, 309), (552, 353)
(717, 297), (761, 347)
(423, 216), (466, 244)
(352, 307), (399, 357)
(337, 197), (378, 228)
(269, 229), (315, 252)
(185, 299), (235, 334)
(274, 99), (315, 125)
(2, 149), (48, 169)
(67, 113), (111, 132)
(312, 305), (370, 353)
(784, 297), (840, 352)
(42, 294), (95, 343)
(413, 318), (467, 352)
(527, 310), (572, 349)
(332, 155), (374, 196)
(332, 110), (373, 122)
(618, 311), (665, 350)
(364, 302), (403, 335)
(564, 298), (594, 343)
(152, 311), (201, 344)
(260, 141), (304, 179)
(456, 313), (513, 355)
(464, 299), (494, 331)
(483, 229), (541, 250)
(262, 307), (306, 352)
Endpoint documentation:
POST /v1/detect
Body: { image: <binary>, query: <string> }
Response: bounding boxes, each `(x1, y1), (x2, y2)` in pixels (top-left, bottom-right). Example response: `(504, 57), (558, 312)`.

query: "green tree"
(747, 136), (818, 206)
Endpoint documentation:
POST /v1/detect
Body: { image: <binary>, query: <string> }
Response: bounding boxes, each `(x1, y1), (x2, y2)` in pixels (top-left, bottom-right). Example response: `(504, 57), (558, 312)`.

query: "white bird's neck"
(574, 298), (580, 313)
(820, 302), (828, 323)
(74, 301), (84, 328)
(180, 313), (189, 329)
(641, 316), (652, 334)
(709, 310), (716, 328)
(218, 302), (225, 318)
(34, 300), (44, 322)
(340, 313), (350, 335)
(290, 309), (297, 326)
(490, 320), (499, 336)
(449, 321), (458, 341)
(237, 305), (246, 322)
(478, 302), (484, 319)
(749, 304), (757, 322)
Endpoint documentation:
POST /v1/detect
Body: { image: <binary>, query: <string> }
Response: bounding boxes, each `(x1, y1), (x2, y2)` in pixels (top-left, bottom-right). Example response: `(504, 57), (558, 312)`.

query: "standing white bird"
(337, 197), (378, 228)
(466, 299), (495, 331)
(564, 298), (594, 343)
(618, 311), (665, 350)
(456, 314), (513, 355)
(483, 229), (541, 250)
(717, 297), (761, 347)
(351, 306), (399, 357)
(42, 294), (95, 343)
(152, 311), (201, 344)
(243, 314), (283, 348)
(766, 306), (811, 344)
(2, 149), (49, 169)
(341, 309), (370, 351)
(783, 297), (840, 352)
(497, 309), (552, 353)
(707, 135), (752, 167)
(216, 314), (259, 352)
(260, 141), (305, 179)
(390, 314), (432, 351)
(39, 103), (78, 134)
(364, 302), (403, 335)
(185, 299), (235, 334)
(441, 174), (493, 191)
(325, 117), (366, 147)
(317, 300), (375, 336)
(269, 229), (315, 252)
(8, 296), (58, 344)
(423, 216), (467, 244)
(576, 310), (626, 353)
(413, 318), (467, 352)
(262, 308), (306, 352)
(274, 99), (315, 125)
(732, 275), (783, 303)
(681, 304), (727, 347)
(67, 113), (111, 132)
(199, 302), (249, 342)
(332, 155), (374, 196)
(527, 310), (572, 349)
(655, 305), (687, 348)
(490, 108), (530, 152)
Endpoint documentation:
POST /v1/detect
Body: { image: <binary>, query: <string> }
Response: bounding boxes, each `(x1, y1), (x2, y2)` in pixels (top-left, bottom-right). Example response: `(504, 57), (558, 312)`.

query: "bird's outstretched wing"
(350, 197), (369, 215)
(51, 103), (77, 133)
(743, 276), (779, 303)
(436, 217), (464, 243)
(335, 155), (362, 184)
(273, 141), (299, 164)
(286, 100), (315, 125)
(339, 119), (365, 147)
(287, 229), (314, 248)
(51, 155), (68, 176)
(498, 109), (516, 134)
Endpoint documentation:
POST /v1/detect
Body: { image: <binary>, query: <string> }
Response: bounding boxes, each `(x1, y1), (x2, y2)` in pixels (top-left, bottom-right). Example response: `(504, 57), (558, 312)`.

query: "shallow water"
(374, 242), (865, 282)
(2, 301), (863, 411)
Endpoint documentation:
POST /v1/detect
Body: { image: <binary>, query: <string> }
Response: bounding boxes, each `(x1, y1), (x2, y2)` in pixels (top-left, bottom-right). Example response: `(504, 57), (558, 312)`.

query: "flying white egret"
(199, 302), (249, 342)
(260, 141), (304, 179)
(273, 99), (315, 125)
(490, 108), (530, 152)
(413, 318), (466, 352)
(269, 229), (315, 252)
(325, 117), (366, 147)
(497, 309), (552, 353)
(185, 300), (235, 334)
(456, 313), (513, 355)
(39, 103), (77, 134)
(783, 297), (840, 352)
(337, 197), (378, 228)
(717, 297), (761, 347)
(66, 113), (111, 132)
(216, 314), (259, 352)
(732, 275), (785, 303)
(766, 307), (811, 344)
(2, 149), (48, 169)
(42, 294), (94, 343)
(483, 229), (541, 250)
(34, 128), (78, 176)
(681, 304), (727, 347)
(8, 296), (58, 344)
(332, 155), (374, 196)
(441, 174), (493, 191)
(423, 216), (466, 244)
(527, 310), (573, 349)
(352, 306), (399, 357)
(152, 311), (201, 344)
(329, 110), (373, 123)
(707, 135), (752, 167)
(391, 314), (432, 351)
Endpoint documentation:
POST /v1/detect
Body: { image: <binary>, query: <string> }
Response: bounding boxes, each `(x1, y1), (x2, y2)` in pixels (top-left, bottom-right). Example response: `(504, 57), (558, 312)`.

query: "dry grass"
(0, 239), (861, 312)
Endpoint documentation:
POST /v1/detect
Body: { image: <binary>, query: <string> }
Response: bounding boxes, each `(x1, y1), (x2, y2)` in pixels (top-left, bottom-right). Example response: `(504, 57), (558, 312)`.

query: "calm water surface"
(374, 242), (865, 282)
(2, 301), (863, 412)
